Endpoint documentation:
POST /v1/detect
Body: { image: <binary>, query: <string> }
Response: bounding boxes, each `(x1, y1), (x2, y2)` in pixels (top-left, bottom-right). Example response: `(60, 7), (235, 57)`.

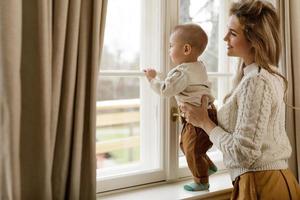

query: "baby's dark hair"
(173, 23), (208, 55)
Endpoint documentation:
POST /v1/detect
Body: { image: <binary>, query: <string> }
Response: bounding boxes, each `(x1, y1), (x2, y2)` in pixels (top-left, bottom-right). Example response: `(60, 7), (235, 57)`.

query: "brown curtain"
(279, 0), (300, 181)
(1, 0), (22, 199)
(0, 0), (107, 199)
(289, 0), (300, 182)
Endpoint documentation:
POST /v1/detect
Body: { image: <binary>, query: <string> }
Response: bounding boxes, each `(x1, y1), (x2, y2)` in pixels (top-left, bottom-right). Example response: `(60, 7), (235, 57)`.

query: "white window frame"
(97, 0), (233, 194)
(97, 0), (166, 193)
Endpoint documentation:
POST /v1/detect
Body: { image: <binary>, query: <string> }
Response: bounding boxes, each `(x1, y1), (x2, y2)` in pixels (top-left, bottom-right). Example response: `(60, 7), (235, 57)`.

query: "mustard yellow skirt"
(231, 169), (300, 200)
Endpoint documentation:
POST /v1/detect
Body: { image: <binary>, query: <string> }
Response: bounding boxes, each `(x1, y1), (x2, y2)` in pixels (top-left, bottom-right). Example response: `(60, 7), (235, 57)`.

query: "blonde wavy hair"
(223, 0), (291, 106)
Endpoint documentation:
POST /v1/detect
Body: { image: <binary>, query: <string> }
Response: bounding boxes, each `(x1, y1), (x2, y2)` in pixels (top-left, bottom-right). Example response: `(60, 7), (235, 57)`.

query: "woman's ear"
(183, 44), (192, 55)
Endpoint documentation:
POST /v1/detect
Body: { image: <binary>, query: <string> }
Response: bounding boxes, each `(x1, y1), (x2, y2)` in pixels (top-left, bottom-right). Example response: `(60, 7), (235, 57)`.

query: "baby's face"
(169, 32), (186, 65)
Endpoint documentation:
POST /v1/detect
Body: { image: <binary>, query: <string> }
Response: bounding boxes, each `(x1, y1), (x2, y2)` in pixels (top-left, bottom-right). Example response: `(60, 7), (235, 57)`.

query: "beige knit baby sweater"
(150, 61), (214, 106)
(209, 63), (292, 181)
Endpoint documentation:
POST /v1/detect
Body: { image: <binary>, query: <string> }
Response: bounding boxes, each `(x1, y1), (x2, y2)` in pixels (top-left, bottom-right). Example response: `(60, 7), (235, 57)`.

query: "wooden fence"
(96, 99), (140, 154)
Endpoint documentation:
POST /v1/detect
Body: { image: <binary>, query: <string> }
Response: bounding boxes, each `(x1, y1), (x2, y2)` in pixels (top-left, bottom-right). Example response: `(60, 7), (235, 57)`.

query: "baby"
(144, 24), (218, 191)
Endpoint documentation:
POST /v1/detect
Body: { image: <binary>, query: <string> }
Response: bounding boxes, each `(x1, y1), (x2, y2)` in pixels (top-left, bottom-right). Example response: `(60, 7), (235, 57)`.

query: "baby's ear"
(183, 44), (192, 55)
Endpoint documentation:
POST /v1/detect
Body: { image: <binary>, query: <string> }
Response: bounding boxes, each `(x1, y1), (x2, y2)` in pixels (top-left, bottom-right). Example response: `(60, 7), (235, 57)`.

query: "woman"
(181, 1), (300, 199)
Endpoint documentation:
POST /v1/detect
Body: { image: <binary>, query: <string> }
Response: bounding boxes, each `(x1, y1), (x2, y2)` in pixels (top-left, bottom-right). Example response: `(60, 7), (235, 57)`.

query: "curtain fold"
(0, 0), (22, 199)
(289, 0), (300, 182)
(0, 0), (107, 199)
(279, 0), (300, 181)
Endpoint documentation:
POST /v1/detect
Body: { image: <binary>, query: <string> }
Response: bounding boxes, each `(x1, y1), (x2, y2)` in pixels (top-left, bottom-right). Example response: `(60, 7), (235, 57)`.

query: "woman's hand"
(180, 96), (217, 134)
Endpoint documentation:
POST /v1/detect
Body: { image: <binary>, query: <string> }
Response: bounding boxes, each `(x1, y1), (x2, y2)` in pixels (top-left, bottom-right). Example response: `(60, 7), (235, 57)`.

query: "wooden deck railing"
(96, 99), (140, 154)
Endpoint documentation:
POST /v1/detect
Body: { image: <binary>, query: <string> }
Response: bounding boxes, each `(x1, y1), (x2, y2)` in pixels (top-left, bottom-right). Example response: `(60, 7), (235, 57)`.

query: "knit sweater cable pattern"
(209, 63), (292, 181)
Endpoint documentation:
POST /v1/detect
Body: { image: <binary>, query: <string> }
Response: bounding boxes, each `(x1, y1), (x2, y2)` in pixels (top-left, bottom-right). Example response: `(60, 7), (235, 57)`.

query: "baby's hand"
(143, 68), (157, 81)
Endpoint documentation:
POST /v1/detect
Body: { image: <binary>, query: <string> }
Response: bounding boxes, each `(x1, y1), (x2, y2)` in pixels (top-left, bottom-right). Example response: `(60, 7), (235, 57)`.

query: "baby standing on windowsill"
(144, 23), (218, 191)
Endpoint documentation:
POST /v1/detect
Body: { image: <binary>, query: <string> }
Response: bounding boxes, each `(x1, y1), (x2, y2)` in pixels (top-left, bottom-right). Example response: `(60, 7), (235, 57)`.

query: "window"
(97, 0), (164, 192)
(97, 0), (234, 193)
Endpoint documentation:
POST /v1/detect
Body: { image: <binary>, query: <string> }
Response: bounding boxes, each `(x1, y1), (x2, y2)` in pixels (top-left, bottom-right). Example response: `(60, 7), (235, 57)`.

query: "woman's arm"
(182, 76), (273, 168)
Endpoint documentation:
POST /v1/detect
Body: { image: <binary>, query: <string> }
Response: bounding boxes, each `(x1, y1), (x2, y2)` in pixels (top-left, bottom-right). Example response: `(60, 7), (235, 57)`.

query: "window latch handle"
(171, 107), (180, 122)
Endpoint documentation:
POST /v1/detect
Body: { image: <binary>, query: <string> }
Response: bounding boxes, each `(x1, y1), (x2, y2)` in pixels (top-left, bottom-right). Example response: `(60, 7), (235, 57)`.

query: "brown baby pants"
(179, 105), (218, 184)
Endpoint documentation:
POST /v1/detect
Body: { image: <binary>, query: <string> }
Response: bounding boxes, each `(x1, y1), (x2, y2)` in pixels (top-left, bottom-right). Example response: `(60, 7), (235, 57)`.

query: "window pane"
(179, 0), (219, 72)
(97, 76), (139, 101)
(97, 77), (162, 180)
(100, 0), (141, 71)
(96, 77), (140, 174)
(97, 0), (163, 185)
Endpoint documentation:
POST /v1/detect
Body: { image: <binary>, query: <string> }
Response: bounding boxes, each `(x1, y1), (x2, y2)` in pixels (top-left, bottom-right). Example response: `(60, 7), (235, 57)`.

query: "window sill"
(97, 172), (233, 200)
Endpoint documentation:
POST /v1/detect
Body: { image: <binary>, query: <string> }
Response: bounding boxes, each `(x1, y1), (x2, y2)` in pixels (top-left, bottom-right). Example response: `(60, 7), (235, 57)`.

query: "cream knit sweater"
(209, 63), (292, 181)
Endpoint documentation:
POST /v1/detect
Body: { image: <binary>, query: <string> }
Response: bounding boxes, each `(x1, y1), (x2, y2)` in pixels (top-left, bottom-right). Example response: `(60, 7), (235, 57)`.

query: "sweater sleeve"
(150, 69), (188, 97)
(209, 76), (272, 168)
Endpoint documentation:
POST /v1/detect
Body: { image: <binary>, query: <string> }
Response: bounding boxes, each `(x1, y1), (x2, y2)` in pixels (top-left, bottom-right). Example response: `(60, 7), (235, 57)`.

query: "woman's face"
(224, 15), (254, 64)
